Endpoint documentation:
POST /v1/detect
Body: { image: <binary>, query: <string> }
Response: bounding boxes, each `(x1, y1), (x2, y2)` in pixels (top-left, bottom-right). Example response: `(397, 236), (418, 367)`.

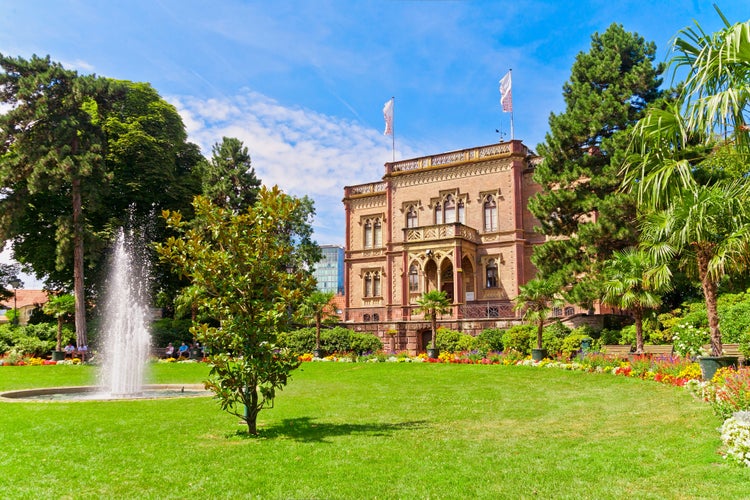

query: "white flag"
(383, 98), (394, 136)
(499, 71), (512, 113)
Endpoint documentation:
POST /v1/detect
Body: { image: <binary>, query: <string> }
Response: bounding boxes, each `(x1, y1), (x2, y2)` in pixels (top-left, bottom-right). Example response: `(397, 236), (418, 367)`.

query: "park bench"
(602, 345), (631, 359)
(152, 347), (169, 358)
(641, 345), (673, 358)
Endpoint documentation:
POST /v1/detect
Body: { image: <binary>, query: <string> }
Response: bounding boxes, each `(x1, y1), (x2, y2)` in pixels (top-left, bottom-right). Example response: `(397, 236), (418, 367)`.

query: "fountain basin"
(0, 384), (211, 402)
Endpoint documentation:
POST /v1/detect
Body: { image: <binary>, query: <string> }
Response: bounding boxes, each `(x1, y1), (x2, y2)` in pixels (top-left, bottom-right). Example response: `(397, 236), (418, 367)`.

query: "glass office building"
(313, 245), (344, 294)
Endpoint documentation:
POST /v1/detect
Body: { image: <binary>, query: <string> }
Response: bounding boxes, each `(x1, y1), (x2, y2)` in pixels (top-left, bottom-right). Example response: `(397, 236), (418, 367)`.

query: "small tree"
(601, 249), (668, 354)
(415, 290), (451, 353)
(514, 278), (563, 351)
(42, 294), (76, 351)
(156, 186), (318, 435)
(299, 291), (335, 355)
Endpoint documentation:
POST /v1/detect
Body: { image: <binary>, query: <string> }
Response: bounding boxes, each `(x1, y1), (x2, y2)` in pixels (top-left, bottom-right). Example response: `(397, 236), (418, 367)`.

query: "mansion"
(342, 140), (596, 353)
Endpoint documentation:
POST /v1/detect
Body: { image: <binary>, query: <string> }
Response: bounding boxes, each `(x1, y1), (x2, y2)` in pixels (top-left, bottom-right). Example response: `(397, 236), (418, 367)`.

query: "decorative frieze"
(391, 160), (512, 189)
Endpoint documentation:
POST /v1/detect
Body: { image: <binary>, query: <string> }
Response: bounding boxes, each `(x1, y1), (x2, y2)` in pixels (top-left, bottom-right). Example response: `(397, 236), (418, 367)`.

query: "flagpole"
(499, 69), (514, 142)
(509, 69), (514, 141)
(391, 96), (395, 162)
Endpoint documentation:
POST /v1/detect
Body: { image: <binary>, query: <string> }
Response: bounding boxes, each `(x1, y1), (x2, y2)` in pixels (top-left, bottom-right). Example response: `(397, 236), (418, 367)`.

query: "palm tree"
(299, 291), (335, 355)
(43, 293), (76, 352)
(514, 278), (563, 352)
(415, 290), (451, 354)
(673, 7), (750, 154)
(640, 180), (750, 356)
(601, 248), (669, 354)
(623, 12), (750, 357)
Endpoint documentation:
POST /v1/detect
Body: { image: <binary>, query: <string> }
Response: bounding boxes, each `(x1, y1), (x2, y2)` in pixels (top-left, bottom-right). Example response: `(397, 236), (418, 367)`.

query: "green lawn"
(0, 362), (748, 498)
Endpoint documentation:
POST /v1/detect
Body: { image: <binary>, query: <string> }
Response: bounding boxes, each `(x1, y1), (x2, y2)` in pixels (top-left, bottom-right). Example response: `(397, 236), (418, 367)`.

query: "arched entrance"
(424, 259), (438, 292)
(440, 259), (454, 301)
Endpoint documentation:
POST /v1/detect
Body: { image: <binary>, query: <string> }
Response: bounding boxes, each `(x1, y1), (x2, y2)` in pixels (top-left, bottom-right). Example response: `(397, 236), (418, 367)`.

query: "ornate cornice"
(391, 158), (513, 189)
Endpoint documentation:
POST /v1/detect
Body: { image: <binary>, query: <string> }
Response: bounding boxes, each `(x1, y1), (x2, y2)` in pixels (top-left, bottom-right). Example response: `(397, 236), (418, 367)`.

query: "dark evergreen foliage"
(529, 25), (664, 306)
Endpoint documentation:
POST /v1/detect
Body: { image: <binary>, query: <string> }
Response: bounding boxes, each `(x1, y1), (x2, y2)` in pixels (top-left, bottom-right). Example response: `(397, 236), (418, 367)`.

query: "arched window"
(373, 272), (381, 296)
(364, 219), (373, 248)
(486, 259), (498, 288)
(553, 307), (562, 317)
(564, 306), (575, 316)
(363, 313), (371, 322)
(406, 206), (418, 228)
(444, 195), (456, 223)
(457, 199), (465, 223)
(373, 219), (382, 247)
(409, 264), (419, 292)
(484, 196), (498, 232)
(364, 273), (373, 297)
(373, 313), (379, 322)
(434, 203), (442, 224)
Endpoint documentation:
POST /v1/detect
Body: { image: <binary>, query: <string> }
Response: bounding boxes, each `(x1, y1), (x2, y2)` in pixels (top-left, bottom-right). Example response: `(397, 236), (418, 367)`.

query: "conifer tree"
(528, 24), (664, 306)
(201, 137), (261, 212)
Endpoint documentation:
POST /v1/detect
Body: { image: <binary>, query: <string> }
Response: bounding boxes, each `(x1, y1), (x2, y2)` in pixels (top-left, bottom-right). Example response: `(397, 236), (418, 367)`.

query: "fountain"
(0, 227), (210, 402)
(98, 228), (152, 396)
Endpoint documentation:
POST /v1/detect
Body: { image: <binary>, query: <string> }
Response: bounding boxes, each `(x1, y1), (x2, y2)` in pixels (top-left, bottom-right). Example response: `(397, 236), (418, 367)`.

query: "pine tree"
(201, 137), (261, 212)
(528, 24), (664, 306)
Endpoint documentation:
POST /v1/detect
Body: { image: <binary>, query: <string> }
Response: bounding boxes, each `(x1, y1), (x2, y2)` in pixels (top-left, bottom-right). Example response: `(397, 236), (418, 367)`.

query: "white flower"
(721, 414), (750, 467)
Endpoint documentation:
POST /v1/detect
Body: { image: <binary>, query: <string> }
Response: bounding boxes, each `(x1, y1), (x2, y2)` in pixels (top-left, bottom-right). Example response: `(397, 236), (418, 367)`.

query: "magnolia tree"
(156, 187), (318, 435)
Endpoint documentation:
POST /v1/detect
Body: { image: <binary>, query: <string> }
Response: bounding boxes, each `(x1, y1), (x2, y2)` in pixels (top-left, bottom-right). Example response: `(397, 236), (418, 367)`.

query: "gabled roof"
(0, 289), (49, 309)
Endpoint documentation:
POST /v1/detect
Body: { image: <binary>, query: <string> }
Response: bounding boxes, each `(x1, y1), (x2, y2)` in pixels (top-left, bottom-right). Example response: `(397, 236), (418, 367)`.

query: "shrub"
(278, 326), (382, 355)
(346, 331), (383, 354)
(476, 328), (504, 353)
(561, 333), (589, 359)
(0, 323), (62, 356)
(541, 329), (564, 355)
(672, 323), (710, 357)
(277, 327), (316, 354)
(598, 328), (622, 346)
(321, 327), (356, 353)
(151, 318), (193, 347)
(740, 334), (750, 359)
(501, 325), (535, 355)
(541, 321), (570, 355)
(13, 335), (54, 357)
(436, 327), (476, 353)
(719, 300), (750, 343)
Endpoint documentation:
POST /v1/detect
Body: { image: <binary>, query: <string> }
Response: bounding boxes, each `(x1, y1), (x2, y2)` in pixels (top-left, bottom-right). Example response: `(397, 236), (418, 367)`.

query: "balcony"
(403, 223), (481, 244)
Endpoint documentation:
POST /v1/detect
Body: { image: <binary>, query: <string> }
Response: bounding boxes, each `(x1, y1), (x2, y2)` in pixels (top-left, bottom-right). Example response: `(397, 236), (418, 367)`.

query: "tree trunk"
(431, 313), (437, 349)
(72, 174), (87, 349)
(315, 314), (321, 351)
(56, 317), (63, 351)
(698, 252), (722, 356)
(634, 308), (644, 354)
(244, 384), (259, 435)
(536, 320), (544, 350)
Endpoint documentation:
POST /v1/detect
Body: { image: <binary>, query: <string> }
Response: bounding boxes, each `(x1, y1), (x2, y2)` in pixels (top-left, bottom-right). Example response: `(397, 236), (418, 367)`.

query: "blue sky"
(0, 1), (747, 286)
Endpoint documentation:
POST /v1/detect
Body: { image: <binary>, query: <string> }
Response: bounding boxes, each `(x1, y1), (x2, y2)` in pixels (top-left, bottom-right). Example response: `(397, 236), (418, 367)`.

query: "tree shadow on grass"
(232, 417), (430, 442)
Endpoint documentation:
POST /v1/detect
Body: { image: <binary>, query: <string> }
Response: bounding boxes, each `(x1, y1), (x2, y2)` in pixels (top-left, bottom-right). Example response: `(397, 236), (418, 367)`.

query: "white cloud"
(171, 90), (419, 245)
(60, 59), (96, 73)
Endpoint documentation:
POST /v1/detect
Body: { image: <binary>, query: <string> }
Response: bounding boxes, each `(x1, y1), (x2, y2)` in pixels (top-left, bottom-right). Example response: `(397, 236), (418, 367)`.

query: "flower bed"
(721, 411), (750, 467)
(298, 350), (703, 387)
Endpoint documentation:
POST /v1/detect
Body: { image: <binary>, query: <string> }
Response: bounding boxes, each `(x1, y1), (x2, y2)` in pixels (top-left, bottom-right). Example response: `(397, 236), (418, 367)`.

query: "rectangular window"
(374, 221), (382, 247)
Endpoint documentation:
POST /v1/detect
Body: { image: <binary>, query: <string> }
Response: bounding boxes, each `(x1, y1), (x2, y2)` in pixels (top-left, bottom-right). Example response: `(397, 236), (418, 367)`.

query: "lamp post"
(8, 277), (22, 327)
